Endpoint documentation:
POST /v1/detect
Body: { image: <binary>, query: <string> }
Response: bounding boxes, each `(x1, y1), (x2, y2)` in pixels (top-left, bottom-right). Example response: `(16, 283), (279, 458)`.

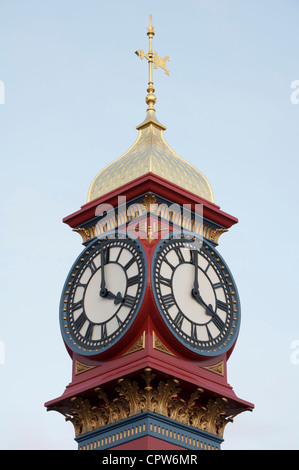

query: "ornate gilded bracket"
(73, 192), (227, 245)
(48, 368), (252, 439)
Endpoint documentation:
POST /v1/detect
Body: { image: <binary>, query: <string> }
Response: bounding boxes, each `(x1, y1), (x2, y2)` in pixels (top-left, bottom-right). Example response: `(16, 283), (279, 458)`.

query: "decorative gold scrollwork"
(48, 368), (251, 438)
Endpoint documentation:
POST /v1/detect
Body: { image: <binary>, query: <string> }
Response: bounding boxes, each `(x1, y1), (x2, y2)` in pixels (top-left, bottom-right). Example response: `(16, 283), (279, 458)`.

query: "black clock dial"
(60, 235), (147, 355)
(151, 235), (240, 356)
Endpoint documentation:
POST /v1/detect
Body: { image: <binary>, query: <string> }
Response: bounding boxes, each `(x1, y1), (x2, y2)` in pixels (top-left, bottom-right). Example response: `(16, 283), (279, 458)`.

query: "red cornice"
(63, 172), (238, 229)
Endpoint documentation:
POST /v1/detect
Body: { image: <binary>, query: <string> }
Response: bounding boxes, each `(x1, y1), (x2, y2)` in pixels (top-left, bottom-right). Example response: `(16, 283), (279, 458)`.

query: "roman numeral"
(101, 246), (110, 265)
(127, 275), (139, 287)
(124, 257), (135, 271)
(162, 293), (176, 309)
(74, 311), (87, 331)
(89, 260), (97, 275)
(204, 260), (211, 274)
(122, 294), (136, 309)
(216, 300), (228, 312)
(163, 257), (175, 271)
(206, 325), (214, 341)
(101, 323), (107, 339)
(174, 311), (184, 328)
(174, 247), (185, 264)
(190, 249), (200, 264)
(160, 276), (172, 288)
(77, 282), (87, 289)
(191, 322), (198, 340)
(210, 312), (225, 332)
(72, 299), (84, 312)
(213, 282), (223, 290)
(115, 247), (123, 263)
(85, 322), (94, 341)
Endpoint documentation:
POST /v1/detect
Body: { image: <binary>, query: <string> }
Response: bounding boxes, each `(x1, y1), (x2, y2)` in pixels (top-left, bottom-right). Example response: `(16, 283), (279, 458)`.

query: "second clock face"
(60, 235), (147, 355)
(151, 236), (240, 356)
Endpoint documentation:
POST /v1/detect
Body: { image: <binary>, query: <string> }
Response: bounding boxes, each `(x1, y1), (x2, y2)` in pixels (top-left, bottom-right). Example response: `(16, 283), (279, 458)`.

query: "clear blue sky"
(1, 0), (299, 449)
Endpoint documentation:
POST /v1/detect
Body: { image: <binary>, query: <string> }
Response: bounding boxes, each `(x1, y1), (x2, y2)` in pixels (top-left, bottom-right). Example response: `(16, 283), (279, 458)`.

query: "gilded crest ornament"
(135, 15), (169, 110)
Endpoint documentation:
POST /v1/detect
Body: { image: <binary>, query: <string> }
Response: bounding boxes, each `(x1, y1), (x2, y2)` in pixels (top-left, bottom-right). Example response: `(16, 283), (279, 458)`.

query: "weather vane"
(135, 15), (169, 111)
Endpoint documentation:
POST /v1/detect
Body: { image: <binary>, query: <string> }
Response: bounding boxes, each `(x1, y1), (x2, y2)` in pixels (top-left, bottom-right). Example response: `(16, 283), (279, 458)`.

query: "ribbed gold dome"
(87, 110), (214, 203)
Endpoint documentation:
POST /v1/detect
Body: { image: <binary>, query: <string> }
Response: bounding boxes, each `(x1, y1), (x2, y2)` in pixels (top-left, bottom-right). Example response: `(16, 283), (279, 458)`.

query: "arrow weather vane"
(135, 15), (169, 111)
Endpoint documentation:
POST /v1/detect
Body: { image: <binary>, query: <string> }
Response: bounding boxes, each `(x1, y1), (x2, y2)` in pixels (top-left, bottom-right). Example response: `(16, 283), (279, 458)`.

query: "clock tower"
(45, 16), (253, 451)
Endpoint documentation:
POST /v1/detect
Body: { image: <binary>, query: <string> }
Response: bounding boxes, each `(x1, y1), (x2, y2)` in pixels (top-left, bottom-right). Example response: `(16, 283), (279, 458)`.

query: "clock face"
(151, 235), (240, 356)
(60, 235), (147, 355)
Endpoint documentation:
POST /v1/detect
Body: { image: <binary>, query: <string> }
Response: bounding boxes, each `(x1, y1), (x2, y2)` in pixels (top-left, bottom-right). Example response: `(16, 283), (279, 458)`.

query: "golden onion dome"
(87, 15), (213, 203)
(87, 109), (214, 203)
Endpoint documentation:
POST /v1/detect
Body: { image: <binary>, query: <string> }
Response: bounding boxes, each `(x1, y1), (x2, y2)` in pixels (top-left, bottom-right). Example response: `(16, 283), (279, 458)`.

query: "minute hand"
(191, 250), (199, 295)
(100, 245), (107, 297)
(192, 291), (225, 331)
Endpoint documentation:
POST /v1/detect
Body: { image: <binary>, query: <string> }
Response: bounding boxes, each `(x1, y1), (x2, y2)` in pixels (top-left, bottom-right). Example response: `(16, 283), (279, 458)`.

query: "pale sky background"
(1, 0), (299, 450)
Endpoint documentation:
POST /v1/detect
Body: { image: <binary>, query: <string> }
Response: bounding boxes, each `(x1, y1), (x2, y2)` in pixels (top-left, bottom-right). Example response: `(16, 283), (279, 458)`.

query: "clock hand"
(192, 290), (225, 331)
(100, 245), (108, 297)
(192, 249), (199, 295)
(192, 289), (206, 307)
(105, 290), (124, 305)
(192, 290), (214, 316)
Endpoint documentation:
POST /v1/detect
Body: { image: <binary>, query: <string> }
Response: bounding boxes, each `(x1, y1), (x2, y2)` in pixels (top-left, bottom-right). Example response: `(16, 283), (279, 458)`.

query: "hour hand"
(192, 289), (204, 305)
(192, 291), (225, 330)
(192, 290), (213, 315)
(106, 291), (124, 305)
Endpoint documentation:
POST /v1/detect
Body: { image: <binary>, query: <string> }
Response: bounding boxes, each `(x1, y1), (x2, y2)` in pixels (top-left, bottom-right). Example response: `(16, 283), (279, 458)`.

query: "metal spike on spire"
(135, 15), (169, 111)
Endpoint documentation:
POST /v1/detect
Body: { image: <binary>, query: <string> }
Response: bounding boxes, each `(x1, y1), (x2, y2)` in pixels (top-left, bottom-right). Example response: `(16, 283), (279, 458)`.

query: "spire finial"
(135, 15), (169, 111)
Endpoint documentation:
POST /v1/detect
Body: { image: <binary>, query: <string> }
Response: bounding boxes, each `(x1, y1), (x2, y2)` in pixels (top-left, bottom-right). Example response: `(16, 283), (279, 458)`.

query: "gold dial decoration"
(60, 234), (147, 356)
(151, 234), (240, 356)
